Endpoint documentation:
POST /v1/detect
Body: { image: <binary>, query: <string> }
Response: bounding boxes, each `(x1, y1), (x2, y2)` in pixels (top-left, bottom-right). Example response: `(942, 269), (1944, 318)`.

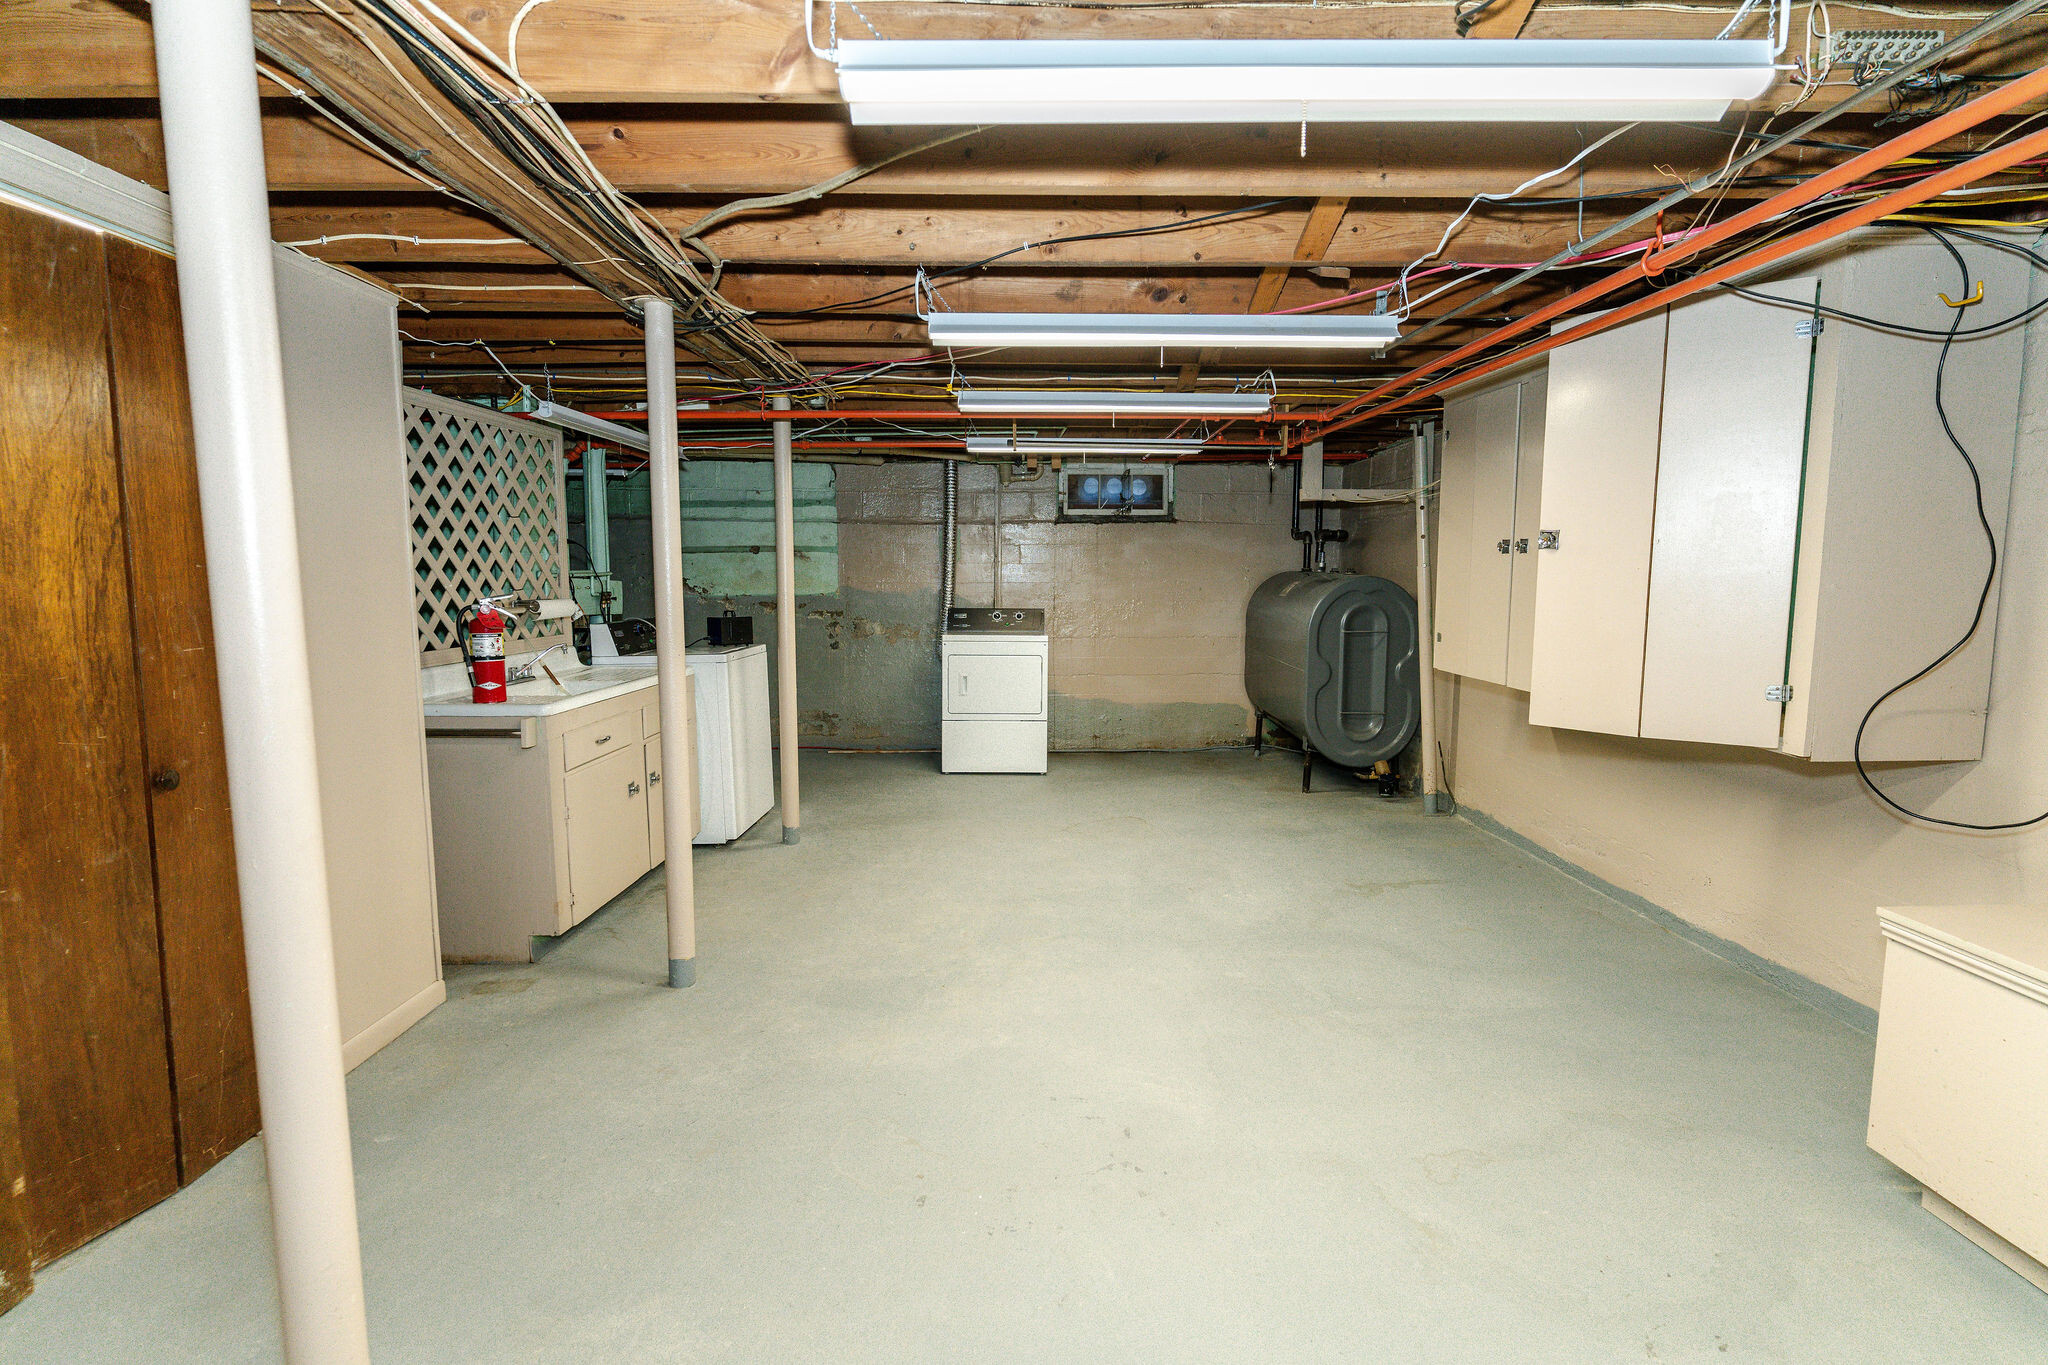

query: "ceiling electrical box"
(1829, 29), (1945, 76)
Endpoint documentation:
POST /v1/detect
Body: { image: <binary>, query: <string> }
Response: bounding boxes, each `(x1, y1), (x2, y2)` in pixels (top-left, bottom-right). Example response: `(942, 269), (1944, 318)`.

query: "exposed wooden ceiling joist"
(276, 198), (1625, 269)
(3, 0), (2036, 109)
(3, 107), (1858, 199)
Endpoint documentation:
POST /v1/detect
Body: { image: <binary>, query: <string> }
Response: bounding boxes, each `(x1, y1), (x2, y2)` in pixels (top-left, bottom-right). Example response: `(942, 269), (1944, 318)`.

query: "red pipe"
(1316, 120), (2048, 439)
(1308, 62), (2048, 443)
(584, 405), (1322, 424)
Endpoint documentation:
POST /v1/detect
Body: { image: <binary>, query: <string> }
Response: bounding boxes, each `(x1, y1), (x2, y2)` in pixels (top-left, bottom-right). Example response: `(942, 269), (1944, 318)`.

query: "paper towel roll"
(532, 597), (583, 620)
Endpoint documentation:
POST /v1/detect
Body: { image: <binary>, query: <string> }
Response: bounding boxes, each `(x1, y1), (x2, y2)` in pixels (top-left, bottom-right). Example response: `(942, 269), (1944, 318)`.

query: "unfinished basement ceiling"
(4, 0), (2046, 452)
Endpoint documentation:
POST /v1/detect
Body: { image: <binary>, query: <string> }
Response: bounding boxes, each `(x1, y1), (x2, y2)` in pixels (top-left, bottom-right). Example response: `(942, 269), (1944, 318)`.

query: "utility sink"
(421, 660), (660, 719)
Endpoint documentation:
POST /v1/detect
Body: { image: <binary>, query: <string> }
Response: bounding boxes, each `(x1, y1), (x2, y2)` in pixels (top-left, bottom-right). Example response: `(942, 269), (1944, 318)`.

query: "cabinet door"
(1433, 385), (1520, 685)
(644, 738), (666, 867)
(564, 745), (651, 923)
(1637, 284), (1815, 748)
(1527, 309), (1669, 736)
(1505, 377), (1547, 693)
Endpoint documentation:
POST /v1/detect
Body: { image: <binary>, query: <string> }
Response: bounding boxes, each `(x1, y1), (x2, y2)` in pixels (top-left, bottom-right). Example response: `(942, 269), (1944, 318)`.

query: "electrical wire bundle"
(252, 0), (807, 380)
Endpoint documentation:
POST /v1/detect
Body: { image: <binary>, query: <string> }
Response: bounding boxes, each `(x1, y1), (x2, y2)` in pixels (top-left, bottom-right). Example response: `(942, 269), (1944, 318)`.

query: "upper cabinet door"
(1637, 284), (1817, 748)
(1433, 384), (1521, 686)
(1504, 377), (1547, 694)
(1527, 309), (1669, 736)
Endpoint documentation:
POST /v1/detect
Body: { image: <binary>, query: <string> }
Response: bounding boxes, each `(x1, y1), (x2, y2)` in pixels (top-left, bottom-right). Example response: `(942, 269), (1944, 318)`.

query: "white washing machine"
(941, 607), (1049, 774)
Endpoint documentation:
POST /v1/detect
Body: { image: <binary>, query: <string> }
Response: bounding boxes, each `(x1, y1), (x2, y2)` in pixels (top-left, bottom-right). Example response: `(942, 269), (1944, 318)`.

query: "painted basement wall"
(1339, 276), (2048, 1013)
(601, 460), (1303, 750)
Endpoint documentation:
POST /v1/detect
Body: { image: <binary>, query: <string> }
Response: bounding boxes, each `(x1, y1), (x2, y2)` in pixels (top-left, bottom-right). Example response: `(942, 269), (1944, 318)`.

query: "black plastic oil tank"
(1243, 573), (1420, 768)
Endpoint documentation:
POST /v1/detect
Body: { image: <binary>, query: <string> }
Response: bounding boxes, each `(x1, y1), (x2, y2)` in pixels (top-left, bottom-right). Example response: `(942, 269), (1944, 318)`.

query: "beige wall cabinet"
(1433, 366), (1546, 691)
(1446, 233), (2024, 761)
(426, 677), (696, 962)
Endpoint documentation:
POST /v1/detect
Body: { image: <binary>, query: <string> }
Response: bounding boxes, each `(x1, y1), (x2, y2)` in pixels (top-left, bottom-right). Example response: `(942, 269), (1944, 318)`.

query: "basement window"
(1057, 462), (1175, 522)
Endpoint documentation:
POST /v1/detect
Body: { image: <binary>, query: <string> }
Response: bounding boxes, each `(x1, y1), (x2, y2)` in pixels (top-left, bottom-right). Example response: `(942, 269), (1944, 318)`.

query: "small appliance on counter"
(706, 610), (754, 647)
(941, 607), (1049, 774)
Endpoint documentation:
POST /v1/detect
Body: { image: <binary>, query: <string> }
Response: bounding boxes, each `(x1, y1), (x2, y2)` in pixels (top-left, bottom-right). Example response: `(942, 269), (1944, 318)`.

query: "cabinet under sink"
(423, 674), (698, 962)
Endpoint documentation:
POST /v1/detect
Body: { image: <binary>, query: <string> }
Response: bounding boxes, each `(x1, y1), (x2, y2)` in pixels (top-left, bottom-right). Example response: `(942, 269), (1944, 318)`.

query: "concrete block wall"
(607, 459), (1302, 750)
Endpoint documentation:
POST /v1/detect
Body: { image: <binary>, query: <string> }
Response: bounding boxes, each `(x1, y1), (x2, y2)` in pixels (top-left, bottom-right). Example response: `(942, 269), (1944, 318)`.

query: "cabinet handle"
(1514, 538), (1529, 554)
(1537, 529), (1560, 551)
(649, 770), (662, 785)
(595, 733), (613, 745)
(1496, 538), (1512, 555)
(151, 769), (181, 793)
(627, 780), (641, 796)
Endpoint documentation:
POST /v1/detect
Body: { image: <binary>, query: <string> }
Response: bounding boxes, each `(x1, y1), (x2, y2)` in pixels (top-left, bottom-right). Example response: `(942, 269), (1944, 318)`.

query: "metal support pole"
(1412, 422), (1444, 815)
(772, 395), (802, 843)
(150, 4), (369, 1359)
(584, 445), (611, 579)
(641, 300), (698, 987)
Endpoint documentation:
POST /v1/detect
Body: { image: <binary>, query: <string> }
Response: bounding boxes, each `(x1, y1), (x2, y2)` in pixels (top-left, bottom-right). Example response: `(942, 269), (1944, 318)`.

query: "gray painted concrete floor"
(4, 752), (2044, 1363)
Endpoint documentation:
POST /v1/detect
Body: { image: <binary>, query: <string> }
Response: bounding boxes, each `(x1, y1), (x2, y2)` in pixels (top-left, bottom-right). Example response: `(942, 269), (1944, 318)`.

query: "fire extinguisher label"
(472, 634), (504, 659)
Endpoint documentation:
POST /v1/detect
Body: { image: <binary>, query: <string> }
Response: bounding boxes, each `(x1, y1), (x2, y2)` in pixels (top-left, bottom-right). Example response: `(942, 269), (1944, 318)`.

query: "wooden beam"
(3, 0), (2037, 109)
(280, 199), (1620, 270)
(1464, 0), (1546, 40)
(1180, 194), (1350, 387)
(5, 109), (1855, 199)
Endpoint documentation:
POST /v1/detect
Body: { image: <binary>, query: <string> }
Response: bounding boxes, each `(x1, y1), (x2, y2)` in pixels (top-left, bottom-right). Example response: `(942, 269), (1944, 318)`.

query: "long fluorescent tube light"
(955, 389), (1271, 417)
(965, 437), (1206, 457)
(527, 401), (651, 453)
(928, 311), (1401, 351)
(835, 39), (1778, 124)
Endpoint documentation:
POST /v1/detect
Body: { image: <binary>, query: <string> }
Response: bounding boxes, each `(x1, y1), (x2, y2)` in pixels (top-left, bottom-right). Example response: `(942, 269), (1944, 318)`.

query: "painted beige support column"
(1413, 422), (1444, 814)
(772, 395), (801, 843)
(641, 298), (698, 987)
(150, 3), (369, 1359)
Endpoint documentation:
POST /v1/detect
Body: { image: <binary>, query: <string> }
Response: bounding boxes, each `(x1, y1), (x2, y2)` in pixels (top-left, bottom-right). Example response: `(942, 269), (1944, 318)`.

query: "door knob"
(151, 769), (181, 793)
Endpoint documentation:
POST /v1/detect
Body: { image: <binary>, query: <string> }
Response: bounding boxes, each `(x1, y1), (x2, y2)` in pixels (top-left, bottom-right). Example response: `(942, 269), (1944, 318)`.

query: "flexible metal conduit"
(940, 459), (959, 639)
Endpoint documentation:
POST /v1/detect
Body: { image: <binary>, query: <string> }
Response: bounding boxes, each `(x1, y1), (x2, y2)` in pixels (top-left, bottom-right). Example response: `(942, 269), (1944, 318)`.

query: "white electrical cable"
(505, 0), (559, 80)
(283, 233), (525, 247)
(1393, 121), (1639, 317)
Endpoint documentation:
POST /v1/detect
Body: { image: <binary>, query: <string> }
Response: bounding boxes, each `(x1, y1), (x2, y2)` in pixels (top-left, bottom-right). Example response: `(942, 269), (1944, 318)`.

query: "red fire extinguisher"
(467, 600), (508, 703)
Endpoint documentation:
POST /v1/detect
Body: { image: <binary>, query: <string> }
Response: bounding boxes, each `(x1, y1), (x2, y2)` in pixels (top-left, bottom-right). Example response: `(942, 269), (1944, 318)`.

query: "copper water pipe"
(1308, 62), (2048, 443)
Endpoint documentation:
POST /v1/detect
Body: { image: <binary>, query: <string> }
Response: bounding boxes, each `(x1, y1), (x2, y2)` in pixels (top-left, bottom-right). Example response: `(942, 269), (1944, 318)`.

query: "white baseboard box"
(1869, 904), (2048, 1291)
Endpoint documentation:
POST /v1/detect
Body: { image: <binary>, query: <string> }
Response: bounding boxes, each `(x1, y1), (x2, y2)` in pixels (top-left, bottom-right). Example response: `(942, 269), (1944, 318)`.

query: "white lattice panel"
(404, 389), (570, 665)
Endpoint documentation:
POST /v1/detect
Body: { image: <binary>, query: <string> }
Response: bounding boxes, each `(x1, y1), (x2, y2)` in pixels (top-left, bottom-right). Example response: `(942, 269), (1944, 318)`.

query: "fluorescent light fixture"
(527, 401), (651, 453)
(955, 389), (1271, 417)
(928, 312), (1401, 351)
(965, 437), (1206, 457)
(835, 38), (1777, 124)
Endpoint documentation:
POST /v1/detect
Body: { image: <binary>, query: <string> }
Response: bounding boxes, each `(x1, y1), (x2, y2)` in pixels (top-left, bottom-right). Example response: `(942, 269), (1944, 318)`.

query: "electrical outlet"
(1828, 28), (1945, 74)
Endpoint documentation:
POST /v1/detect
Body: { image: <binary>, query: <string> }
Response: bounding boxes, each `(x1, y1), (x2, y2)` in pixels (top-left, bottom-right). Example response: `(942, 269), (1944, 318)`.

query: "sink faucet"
(508, 642), (574, 685)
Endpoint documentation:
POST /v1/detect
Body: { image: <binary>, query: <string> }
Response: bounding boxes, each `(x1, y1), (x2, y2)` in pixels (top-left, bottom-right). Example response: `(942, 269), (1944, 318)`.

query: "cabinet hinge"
(1795, 317), (1824, 338)
(1765, 683), (1794, 703)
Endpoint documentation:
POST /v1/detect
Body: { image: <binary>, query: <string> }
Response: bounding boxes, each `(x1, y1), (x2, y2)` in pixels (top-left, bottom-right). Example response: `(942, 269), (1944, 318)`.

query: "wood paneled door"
(0, 198), (259, 1302)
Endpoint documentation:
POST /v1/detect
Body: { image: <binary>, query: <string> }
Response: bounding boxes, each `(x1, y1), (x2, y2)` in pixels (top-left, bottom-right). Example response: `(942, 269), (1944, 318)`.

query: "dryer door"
(945, 651), (1045, 719)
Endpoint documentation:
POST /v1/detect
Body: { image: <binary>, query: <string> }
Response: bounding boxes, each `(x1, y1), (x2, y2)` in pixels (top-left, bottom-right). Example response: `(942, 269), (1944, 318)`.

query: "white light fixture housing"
(526, 400), (651, 453)
(928, 312), (1401, 351)
(965, 436), (1207, 457)
(955, 389), (1271, 417)
(833, 38), (1780, 125)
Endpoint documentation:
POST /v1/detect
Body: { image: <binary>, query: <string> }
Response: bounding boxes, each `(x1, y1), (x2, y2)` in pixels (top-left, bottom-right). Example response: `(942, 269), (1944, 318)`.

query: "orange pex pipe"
(1313, 119), (2048, 441)
(1308, 62), (2048, 443)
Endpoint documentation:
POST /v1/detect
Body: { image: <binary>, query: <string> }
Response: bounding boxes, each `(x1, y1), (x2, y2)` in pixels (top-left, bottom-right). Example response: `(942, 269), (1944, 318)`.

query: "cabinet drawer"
(562, 711), (640, 771)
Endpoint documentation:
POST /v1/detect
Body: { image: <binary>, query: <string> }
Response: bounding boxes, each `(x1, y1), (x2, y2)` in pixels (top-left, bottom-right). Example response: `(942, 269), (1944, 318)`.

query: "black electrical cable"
(1721, 281), (2048, 338)
(1852, 225), (2048, 831)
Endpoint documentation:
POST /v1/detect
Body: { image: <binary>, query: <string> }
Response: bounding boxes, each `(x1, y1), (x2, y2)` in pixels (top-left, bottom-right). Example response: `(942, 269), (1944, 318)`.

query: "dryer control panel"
(945, 607), (1045, 634)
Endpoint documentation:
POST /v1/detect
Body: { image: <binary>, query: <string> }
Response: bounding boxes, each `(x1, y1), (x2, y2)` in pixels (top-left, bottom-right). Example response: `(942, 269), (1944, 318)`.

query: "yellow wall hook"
(1938, 281), (1986, 308)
